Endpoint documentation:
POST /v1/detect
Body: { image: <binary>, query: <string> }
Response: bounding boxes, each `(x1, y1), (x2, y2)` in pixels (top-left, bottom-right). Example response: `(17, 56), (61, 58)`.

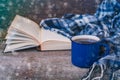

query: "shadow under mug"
(71, 35), (110, 68)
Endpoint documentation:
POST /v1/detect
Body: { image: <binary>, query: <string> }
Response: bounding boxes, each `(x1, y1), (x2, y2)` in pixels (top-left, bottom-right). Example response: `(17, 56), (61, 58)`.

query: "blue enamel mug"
(71, 35), (110, 68)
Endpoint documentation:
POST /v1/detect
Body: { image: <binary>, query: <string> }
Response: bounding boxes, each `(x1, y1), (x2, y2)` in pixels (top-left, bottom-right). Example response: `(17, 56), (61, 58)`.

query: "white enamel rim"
(72, 35), (100, 41)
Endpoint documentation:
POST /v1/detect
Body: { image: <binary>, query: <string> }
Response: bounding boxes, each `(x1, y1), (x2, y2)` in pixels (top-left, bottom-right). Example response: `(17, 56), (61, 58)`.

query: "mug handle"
(99, 39), (110, 57)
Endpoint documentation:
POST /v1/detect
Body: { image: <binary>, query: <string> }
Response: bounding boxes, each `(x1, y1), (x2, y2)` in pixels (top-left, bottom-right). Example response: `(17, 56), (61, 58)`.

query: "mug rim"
(72, 35), (100, 44)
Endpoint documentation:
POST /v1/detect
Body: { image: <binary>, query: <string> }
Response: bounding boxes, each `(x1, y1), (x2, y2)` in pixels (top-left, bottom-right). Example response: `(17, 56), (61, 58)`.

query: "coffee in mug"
(74, 38), (98, 44)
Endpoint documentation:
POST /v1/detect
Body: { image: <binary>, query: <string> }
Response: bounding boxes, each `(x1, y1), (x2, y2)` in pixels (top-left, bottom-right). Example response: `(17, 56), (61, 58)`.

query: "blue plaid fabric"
(40, 0), (120, 79)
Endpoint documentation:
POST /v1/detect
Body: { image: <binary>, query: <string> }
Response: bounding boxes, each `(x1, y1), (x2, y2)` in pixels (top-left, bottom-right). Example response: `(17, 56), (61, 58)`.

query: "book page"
(4, 42), (39, 52)
(6, 29), (36, 41)
(6, 35), (37, 45)
(5, 28), (38, 45)
(41, 41), (71, 50)
(9, 15), (41, 43)
(41, 28), (71, 44)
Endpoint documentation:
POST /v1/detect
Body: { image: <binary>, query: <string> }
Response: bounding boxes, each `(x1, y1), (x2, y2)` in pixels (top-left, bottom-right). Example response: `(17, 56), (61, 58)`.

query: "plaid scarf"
(40, 0), (120, 79)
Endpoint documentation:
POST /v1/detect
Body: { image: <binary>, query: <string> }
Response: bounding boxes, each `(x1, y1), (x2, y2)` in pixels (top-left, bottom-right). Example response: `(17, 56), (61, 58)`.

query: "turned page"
(4, 42), (38, 52)
(5, 30), (38, 45)
(9, 15), (41, 44)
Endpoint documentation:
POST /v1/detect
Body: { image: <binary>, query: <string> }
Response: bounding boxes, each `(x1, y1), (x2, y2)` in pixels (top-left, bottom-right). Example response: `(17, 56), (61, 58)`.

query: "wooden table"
(0, 49), (88, 80)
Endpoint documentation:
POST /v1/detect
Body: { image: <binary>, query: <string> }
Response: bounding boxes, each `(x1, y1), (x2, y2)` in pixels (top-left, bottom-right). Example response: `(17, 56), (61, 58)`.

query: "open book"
(4, 15), (71, 52)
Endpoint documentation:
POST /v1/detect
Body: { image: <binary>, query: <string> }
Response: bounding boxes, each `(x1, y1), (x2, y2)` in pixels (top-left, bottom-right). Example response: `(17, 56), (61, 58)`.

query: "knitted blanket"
(40, 0), (120, 79)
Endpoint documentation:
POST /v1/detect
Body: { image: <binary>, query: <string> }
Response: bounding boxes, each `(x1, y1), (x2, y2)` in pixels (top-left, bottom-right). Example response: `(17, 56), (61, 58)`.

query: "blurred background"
(0, 0), (102, 38)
